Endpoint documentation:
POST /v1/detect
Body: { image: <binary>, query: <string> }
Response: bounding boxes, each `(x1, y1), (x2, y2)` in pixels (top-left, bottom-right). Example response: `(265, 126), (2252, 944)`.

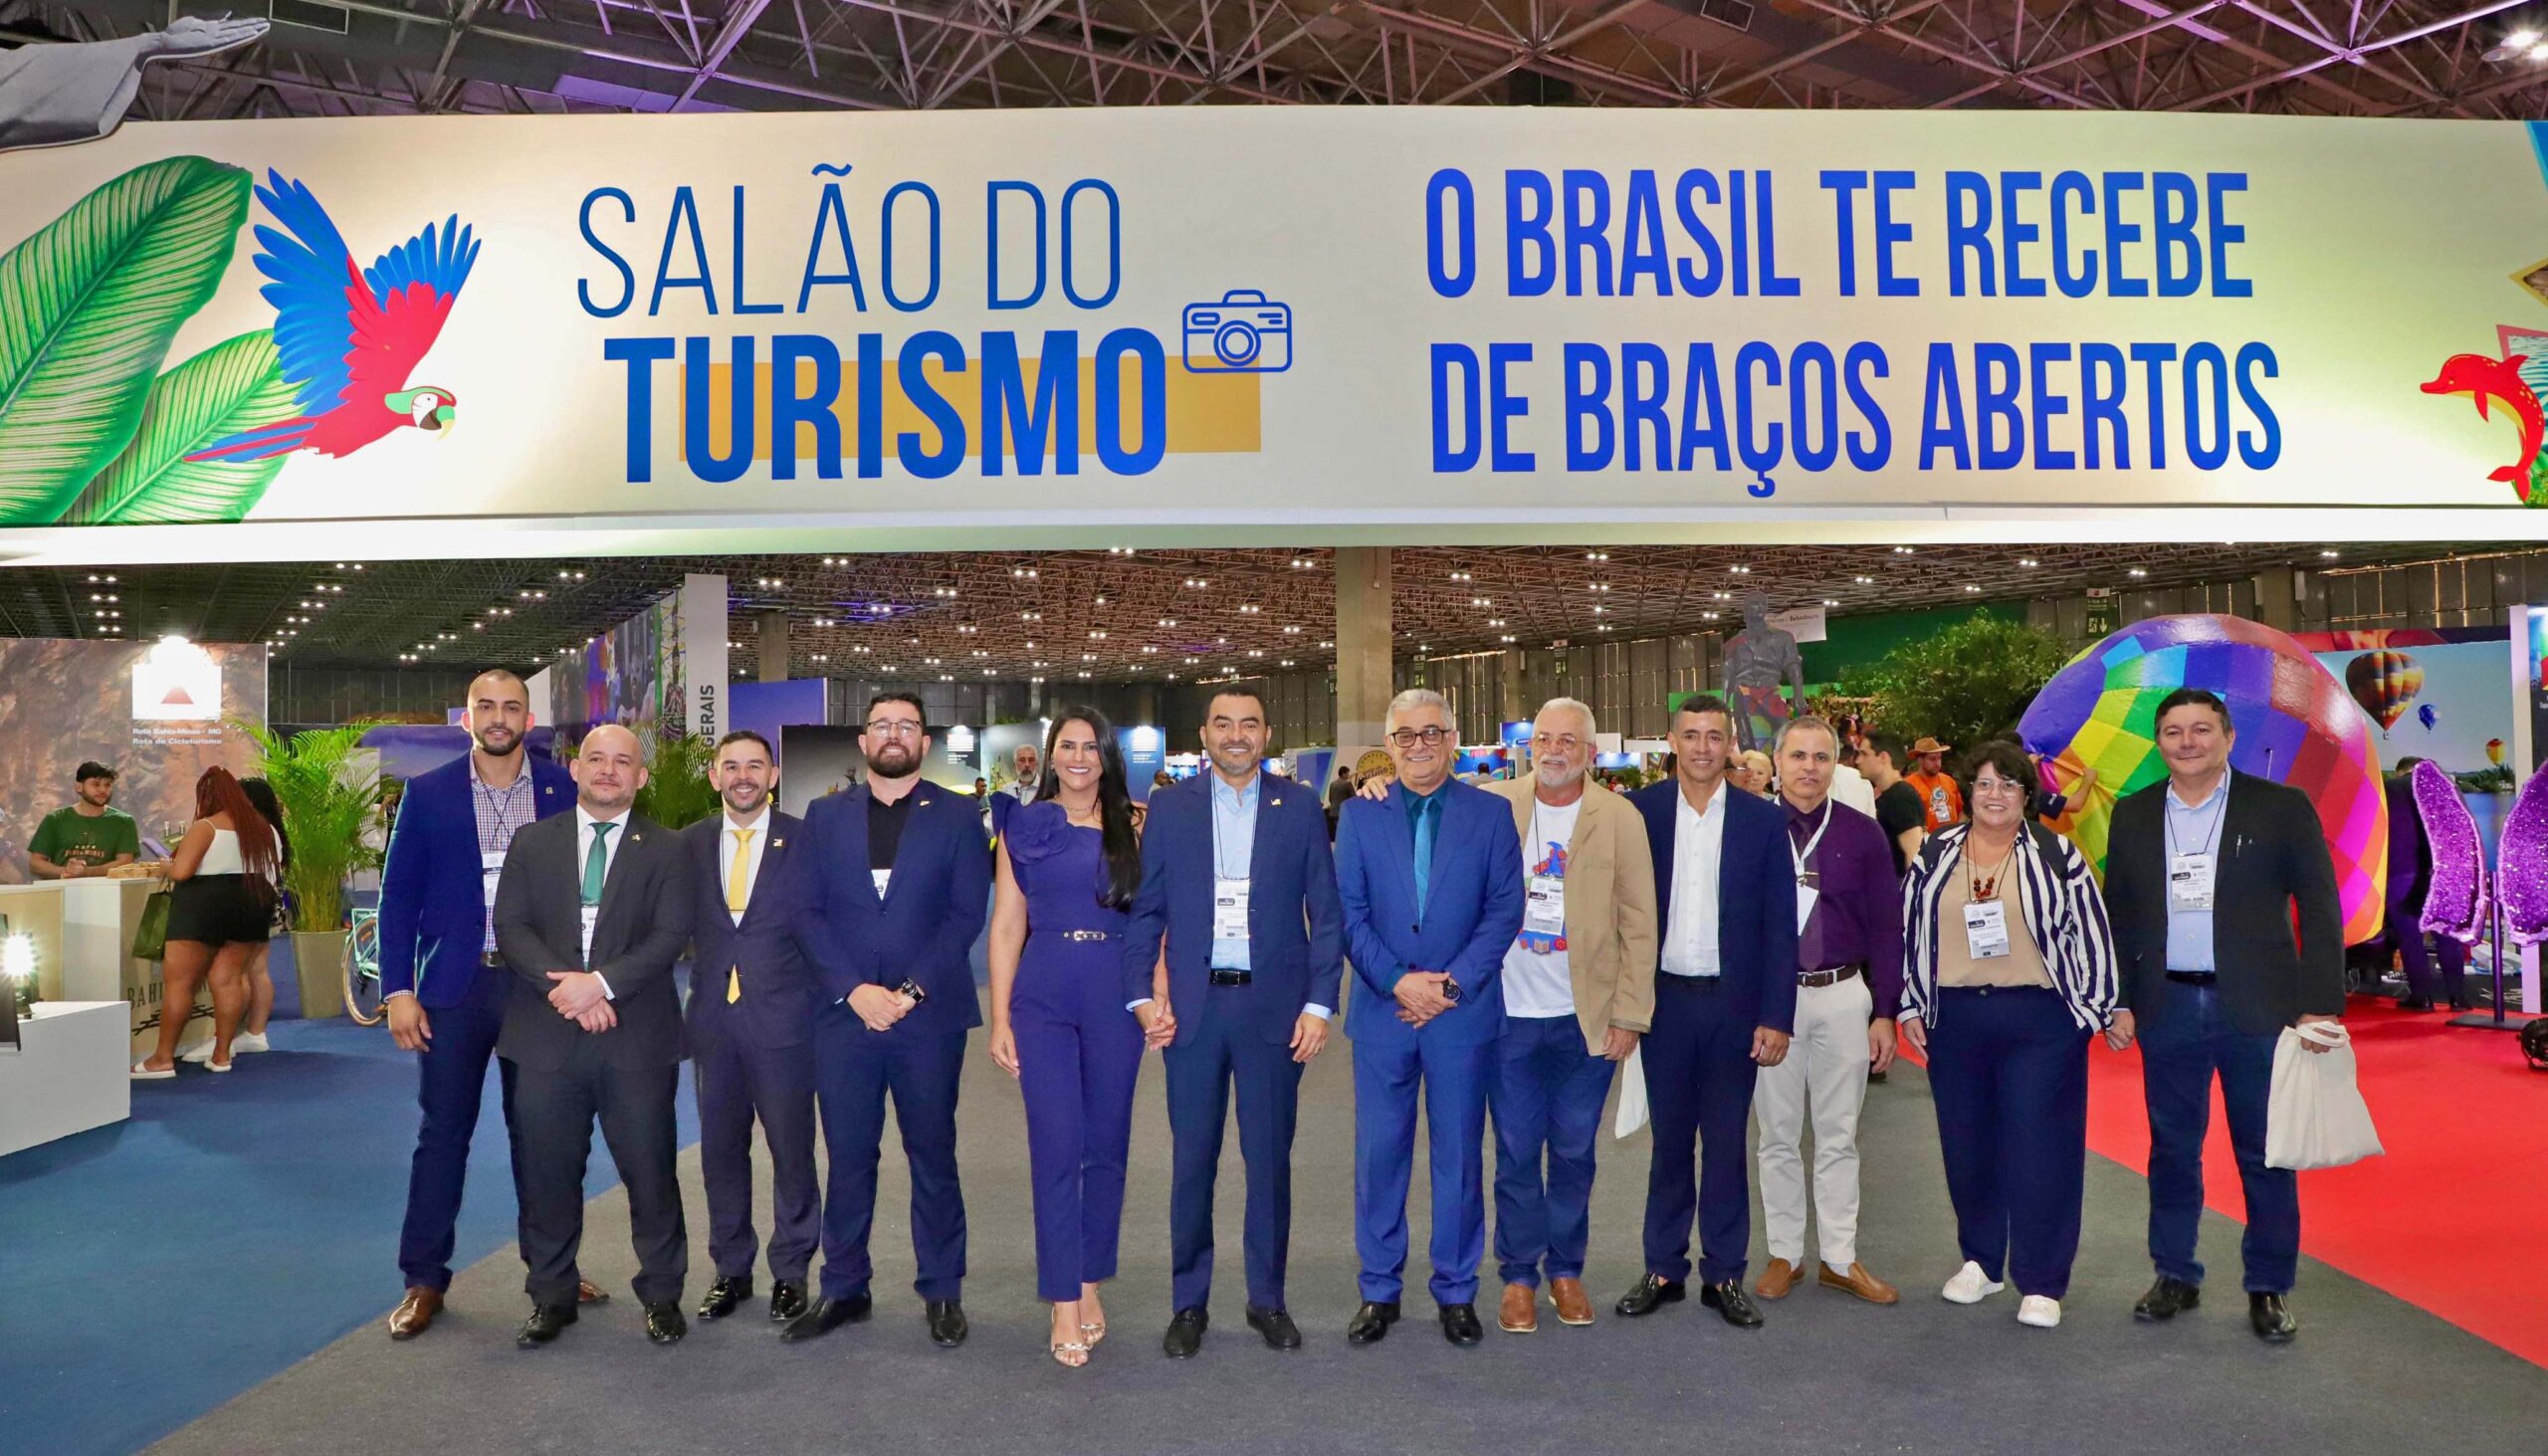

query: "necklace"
(1965, 833), (2015, 902)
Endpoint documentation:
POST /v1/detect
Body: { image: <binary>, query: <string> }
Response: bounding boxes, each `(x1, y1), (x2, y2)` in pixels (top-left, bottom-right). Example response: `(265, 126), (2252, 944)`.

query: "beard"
(869, 742), (920, 779)
(473, 725), (521, 755)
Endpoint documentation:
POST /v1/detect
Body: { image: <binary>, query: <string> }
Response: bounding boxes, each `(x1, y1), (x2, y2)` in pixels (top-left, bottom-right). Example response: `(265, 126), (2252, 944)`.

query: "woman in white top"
(133, 766), (283, 1077)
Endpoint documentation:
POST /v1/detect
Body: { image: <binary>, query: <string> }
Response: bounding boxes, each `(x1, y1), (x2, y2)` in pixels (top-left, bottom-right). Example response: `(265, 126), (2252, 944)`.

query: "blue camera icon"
(1181, 290), (1292, 373)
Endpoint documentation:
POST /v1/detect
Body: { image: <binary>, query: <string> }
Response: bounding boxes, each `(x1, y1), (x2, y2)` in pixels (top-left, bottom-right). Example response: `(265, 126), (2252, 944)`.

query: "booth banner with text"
(7, 110), (2548, 532)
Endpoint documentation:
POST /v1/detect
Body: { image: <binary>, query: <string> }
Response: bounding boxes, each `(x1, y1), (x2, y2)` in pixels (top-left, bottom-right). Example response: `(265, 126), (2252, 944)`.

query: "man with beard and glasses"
(1124, 687), (1344, 1357)
(786, 693), (992, 1350)
(379, 669), (580, 1342)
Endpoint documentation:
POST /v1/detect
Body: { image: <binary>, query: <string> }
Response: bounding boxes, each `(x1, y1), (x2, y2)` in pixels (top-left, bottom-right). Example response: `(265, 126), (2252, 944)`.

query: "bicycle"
(341, 907), (384, 1026)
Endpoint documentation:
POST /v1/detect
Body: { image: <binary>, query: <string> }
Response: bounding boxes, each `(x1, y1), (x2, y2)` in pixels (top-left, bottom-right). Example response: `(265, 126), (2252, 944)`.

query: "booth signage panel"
(5, 109), (2548, 543)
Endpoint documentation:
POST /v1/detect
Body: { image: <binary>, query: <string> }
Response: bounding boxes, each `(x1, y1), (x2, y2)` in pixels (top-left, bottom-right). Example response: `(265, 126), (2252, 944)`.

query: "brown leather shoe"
(1497, 1282), (1539, 1334)
(1549, 1278), (1594, 1327)
(576, 1279), (609, 1305)
(388, 1286), (442, 1341)
(1755, 1258), (1806, 1301)
(1818, 1262), (1901, 1305)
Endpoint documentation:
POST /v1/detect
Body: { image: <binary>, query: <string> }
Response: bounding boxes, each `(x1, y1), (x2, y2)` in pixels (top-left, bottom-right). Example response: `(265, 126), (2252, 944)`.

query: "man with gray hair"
(1483, 699), (1657, 1333)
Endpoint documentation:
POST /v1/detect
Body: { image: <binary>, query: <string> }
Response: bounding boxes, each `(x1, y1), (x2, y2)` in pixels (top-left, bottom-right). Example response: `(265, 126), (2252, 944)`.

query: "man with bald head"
(497, 724), (699, 1347)
(380, 668), (576, 1342)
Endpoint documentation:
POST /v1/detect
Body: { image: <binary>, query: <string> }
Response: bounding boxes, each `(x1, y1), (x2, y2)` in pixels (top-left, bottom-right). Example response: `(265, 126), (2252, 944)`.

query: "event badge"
(481, 851), (506, 906)
(871, 868), (891, 898)
(1963, 900), (2011, 959)
(1795, 879), (1819, 933)
(1213, 878), (1250, 940)
(1522, 875), (1567, 952)
(2168, 853), (2216, 913)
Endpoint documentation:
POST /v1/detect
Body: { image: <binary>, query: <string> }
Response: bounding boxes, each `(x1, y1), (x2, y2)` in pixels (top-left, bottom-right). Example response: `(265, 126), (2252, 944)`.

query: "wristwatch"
(896, 977), (930, 1005)
(1440, 976), (1462, 1005)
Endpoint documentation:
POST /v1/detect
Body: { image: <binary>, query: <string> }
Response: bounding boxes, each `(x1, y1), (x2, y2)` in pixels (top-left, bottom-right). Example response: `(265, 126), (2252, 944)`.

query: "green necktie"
(582, 820), (616, 906)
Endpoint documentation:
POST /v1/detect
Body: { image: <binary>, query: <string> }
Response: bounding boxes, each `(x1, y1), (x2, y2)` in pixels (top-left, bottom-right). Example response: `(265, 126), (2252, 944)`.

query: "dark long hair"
(239, 775), (292, 868)
(1035, 707), (1141, 908)
(196, 765), (282, 904)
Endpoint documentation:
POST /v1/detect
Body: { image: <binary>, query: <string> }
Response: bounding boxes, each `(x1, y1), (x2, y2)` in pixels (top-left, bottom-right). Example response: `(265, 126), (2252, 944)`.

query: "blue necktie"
(1410, 792), (1436, 919)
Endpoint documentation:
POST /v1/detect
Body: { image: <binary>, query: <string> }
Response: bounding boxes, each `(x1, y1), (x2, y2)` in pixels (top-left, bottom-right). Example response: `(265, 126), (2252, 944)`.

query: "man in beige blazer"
(1483, 699), (1659, 1334)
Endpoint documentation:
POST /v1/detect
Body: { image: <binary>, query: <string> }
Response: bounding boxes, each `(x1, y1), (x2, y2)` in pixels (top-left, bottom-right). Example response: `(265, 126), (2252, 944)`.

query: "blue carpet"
(0, 1013), (701, 1456)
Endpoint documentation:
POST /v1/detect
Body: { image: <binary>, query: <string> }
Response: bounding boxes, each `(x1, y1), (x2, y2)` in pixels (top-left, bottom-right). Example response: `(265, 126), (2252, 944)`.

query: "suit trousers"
(397, 968), (520, 1292)
(2140, 977), (2299, 1293)
(812, 1002), (968, 1302)
(509, 1050), (687, 1308)
(1755, 974), (1874, 1270)
(694, 1026), (819, 1283)
(1011, 958), (1145, 1304)
(2396, 927), (2469, 1005)
(1638, 974), (1759, 1287)
(1352, 1030), (1492, 1307)
(1164, 987), (1306, 1312)
(1490, 1013), (1616, 1289)
(1925, 986), (2090, 1299)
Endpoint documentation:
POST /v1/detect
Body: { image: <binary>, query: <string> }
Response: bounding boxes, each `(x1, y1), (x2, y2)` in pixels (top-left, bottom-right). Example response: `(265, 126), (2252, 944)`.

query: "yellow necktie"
(726, 827), (754, 1003)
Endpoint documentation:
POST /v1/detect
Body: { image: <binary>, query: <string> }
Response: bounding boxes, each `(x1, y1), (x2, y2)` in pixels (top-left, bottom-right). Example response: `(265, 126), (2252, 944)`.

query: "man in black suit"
(2102, 687), (2344, 1344)
(495, 724), (698, 1349)
(685, 730), (818, 1325)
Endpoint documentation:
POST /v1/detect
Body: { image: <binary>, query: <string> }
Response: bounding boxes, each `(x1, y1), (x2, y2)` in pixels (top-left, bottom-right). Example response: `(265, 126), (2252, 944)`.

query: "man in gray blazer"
(495, 724), (698, 1349)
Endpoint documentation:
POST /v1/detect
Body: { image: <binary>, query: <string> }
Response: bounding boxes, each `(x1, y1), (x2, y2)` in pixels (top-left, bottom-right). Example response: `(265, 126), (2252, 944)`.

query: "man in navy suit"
(1334, 688), (1525, 1348)
(784, 692), (991, 1350)
(1615, 694), (1798, 1330)
(686, 730), (818, 1326)
(1123, 687), (1344, 1358)
(380, 668), (577, 1342)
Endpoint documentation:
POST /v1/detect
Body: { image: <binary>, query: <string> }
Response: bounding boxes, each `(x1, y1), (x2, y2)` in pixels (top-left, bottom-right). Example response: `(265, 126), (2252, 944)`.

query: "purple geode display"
(2494, 768), (2548, 948)
(2412, 759), (2486, 944)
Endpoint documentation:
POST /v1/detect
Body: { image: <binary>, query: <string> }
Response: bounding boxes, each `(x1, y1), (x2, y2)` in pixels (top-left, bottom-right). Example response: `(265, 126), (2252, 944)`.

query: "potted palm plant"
(239, 722), (386, 1019)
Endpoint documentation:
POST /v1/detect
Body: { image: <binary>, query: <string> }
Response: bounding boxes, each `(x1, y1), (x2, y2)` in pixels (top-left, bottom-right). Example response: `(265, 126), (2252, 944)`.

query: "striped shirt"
(470, 759), (537, 952)
(1900, 822), (2119, 1031)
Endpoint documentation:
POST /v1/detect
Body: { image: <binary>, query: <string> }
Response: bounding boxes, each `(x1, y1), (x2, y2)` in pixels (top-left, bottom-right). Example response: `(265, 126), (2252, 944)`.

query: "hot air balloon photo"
(2346, 649), (2425, 733)
(2488, 738), (2508, 766)
(2017, 614), (2389, 943)
(2419, 703), (2442, 731)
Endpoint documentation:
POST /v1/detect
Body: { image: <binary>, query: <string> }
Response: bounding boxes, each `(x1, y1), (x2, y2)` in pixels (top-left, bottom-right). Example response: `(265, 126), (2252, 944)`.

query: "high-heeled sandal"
(1050, 1339), (1089, 1367)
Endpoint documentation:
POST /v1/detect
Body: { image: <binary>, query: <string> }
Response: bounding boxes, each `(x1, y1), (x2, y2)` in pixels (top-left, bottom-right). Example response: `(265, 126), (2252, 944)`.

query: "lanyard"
(2164, 781), (2229, 860)
(1788, 802), (1833, 884)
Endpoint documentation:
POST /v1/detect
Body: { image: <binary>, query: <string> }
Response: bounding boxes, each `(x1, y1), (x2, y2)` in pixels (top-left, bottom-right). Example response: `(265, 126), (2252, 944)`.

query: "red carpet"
(2076, 995), (2548, 1367)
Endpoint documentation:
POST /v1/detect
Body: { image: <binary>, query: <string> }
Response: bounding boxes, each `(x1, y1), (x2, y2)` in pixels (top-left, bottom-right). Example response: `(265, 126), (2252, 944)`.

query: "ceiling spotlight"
(1853, 575), (1874, 584)
(1449, 570), (1472, 581)
(1821, 599), (1840, 607)
(1728, 564), (1751, 574)
(2319, 548), (2341, 559)
(2018, 557), (2039, 568)
(1964, 583), (1983, 592)
(1893, 545), (1916, 554)
(1586, 551), (1608, 561)
(2129, 567), (2149, 578)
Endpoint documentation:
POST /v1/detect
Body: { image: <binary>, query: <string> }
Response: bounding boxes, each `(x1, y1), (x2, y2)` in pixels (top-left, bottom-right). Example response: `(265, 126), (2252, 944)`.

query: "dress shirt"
(1660, 781), (1728, 977)
(2162, 768), (2230, 973)
(469, 756), (537, 954)
(1209, 770), (1261, 972)
(575, 804), (630, 997)
(1830, 763), (1878, 817)
(718, 804), (771, 925)
(1783, 794), (1907, 1016)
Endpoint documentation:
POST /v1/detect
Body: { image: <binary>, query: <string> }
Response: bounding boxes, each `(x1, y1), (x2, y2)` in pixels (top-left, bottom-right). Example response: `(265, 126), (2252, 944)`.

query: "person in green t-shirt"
(28, 761), (141, 879)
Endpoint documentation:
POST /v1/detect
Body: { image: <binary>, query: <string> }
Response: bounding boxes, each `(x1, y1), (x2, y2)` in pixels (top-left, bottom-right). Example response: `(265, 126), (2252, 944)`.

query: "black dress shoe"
(644, 1302), (688, 1344)
(2133, 1277), (2202, 1322)
(780, 1293), (873, 1344)
(926, 1299), (968, 1348)
(2398, 995), (2436, 1011)
(698, 1276), (753, 1321)
(1345, 1300), (1400, 1346)
(516, 1304), (577, 1349)
(2449, 997), (2475, 1012)
(1438, 1303), (1483, 1347)
(2249, 1293), (2298, 1344)
(769, 1280), (808, 1324)
(1164, 1306), (1208, 1358)
(1246, 1305), (1303, 1350)
(1700, 1280), (1765, 1329)
(1614, 1273), (1687, 1318)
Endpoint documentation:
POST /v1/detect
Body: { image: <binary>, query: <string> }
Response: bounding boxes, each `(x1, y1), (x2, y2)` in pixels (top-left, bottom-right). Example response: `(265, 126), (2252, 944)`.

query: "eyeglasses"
(1972, 777), (2026, 796)
(1387, 727), (1453, 748)
(864, 720), (925, 738)
(1525, 733), (1586, 753)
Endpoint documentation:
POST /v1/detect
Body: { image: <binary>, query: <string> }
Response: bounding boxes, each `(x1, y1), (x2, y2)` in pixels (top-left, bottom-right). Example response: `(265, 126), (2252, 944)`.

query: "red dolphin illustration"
(2423, 352), (2545, 500)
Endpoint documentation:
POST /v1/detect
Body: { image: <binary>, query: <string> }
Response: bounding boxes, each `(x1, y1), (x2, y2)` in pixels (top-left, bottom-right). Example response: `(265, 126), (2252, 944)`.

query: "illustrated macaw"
(189, 170), (477, 463)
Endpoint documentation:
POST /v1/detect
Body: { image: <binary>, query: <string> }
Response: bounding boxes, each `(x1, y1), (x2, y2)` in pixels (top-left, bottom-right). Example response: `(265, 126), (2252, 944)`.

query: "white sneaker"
(177, 1040), (215, 1064)
(232, 1031), (271, 1054)
(1941, 1261), (2006, 1305)
(2017, 1295), (2062, 1329)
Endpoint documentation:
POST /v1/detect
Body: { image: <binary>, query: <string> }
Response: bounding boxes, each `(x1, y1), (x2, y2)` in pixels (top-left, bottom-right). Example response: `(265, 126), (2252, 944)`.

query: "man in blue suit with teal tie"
(1123, 686), (1344, 1358)
(1334, 688), (1525, 1348)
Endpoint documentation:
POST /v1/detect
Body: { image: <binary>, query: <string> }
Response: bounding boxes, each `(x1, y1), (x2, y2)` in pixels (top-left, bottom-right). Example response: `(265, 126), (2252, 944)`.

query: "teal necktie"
(1410, 792), (1436, 918)
(582, 821), (616, 906)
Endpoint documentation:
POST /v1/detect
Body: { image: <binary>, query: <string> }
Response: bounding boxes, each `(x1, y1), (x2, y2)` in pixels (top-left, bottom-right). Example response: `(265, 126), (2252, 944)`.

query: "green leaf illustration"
(0, 155), (253, 525)
(64, 331), (299, 524)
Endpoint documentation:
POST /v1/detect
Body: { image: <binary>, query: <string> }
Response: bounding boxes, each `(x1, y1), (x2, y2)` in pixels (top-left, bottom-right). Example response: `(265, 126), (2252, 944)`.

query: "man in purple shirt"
(1750, 716), (1904, 1308)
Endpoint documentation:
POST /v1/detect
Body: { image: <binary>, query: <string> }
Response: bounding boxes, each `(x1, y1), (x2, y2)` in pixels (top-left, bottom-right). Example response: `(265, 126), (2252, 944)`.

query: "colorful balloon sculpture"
(2017, 614), (2389, 943)
(2411, 759), (2487, 944)
(2344, 649), (2424, 732)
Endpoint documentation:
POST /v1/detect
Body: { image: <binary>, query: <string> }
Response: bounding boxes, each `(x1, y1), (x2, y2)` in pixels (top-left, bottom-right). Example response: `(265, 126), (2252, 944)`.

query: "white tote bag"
(2264, 1021), (2383, 1170)
(1613, 1044), (1650, 1139)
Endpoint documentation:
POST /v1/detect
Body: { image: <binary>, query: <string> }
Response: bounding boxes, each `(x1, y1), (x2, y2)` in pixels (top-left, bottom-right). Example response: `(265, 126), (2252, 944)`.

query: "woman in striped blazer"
(1898, 738), (2123, 1332)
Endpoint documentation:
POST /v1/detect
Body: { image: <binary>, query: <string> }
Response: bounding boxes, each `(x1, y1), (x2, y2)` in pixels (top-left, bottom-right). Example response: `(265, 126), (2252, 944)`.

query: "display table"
(0, 1001), (131, 1157)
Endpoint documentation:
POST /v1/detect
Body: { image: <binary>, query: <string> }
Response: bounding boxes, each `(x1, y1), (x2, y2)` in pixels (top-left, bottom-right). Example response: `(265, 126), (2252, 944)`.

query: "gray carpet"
(151, 1047), (2547, 1456)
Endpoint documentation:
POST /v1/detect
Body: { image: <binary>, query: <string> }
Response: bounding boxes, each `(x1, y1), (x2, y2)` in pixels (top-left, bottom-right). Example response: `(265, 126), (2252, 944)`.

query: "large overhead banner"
(4, 107), (2548, 545)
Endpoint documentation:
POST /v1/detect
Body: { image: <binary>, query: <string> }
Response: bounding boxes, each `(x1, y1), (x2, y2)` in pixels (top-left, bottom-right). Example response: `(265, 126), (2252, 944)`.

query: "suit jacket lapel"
(1248, 774), (1282, 878)
(746, 828), (785, 926)
(593, 818), (645, 959)
(840, 785), (878, 906)
(1384, 783), (1422, 930)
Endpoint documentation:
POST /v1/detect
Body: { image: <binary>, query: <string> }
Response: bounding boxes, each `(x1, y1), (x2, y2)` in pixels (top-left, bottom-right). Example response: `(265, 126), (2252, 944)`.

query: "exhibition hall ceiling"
(10, 0), (2545, 118)
(0, 541), (2474, 681)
